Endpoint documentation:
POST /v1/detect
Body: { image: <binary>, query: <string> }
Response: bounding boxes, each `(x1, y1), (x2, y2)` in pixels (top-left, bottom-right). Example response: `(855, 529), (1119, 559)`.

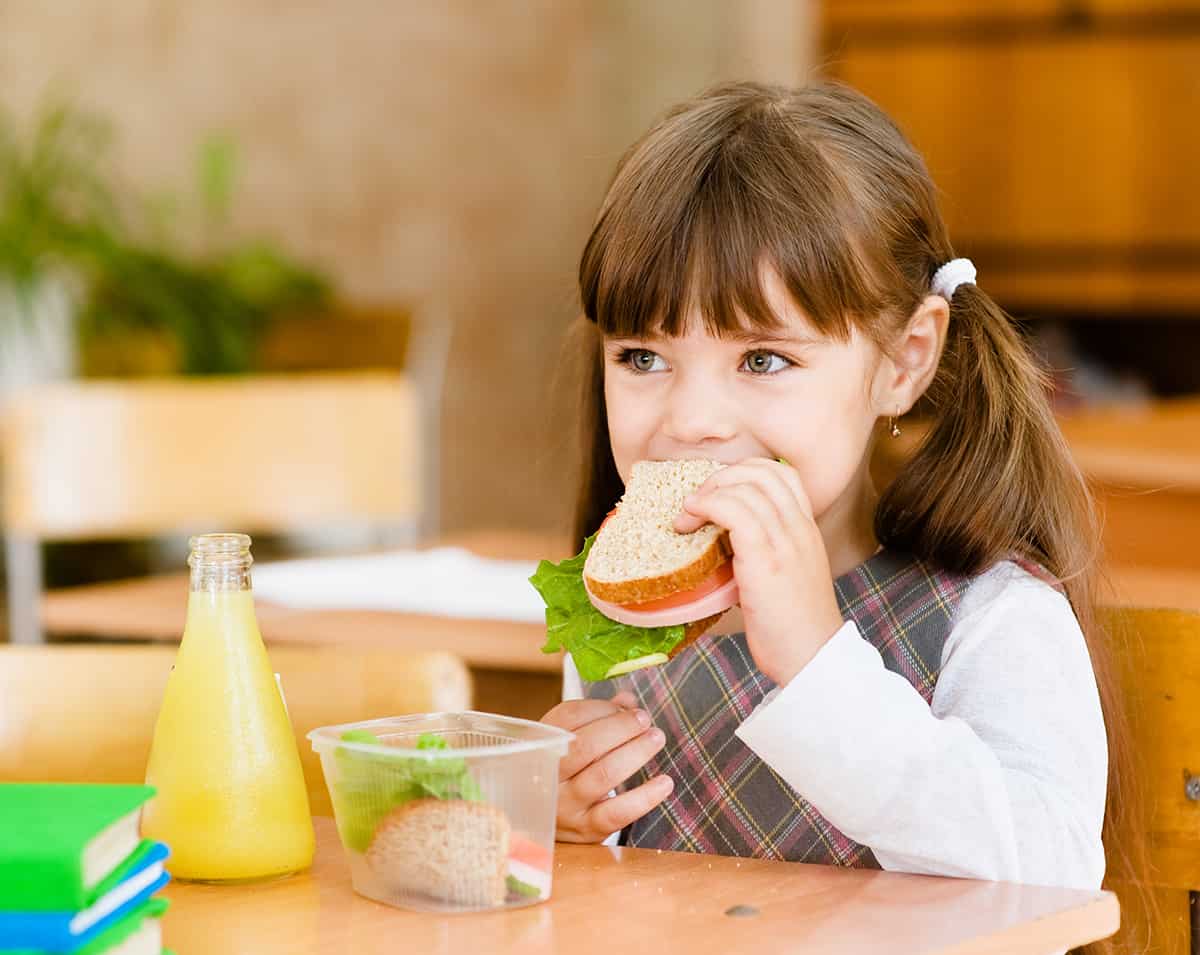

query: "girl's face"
(603, 270), (889, 532)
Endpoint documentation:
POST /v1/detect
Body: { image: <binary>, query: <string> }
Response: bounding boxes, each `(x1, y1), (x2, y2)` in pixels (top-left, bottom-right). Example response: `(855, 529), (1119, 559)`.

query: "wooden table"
(1058, 397), (1200, 576)
(41, 570), (558, 671)
(161, 817), (1119, 955)
(41, 530), (569, 720)
(1020, 397), (1200, 609)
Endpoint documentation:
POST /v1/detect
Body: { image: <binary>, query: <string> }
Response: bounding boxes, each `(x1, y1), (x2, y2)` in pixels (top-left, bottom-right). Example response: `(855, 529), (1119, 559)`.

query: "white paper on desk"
(251, 548), (546, 622)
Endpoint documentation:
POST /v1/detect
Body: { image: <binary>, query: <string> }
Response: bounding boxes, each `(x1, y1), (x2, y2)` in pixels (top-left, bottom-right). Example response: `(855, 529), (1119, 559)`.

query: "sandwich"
(366, 798), (511, 907)
(347, 731), (552, 907)
(530, 459), (737, 681)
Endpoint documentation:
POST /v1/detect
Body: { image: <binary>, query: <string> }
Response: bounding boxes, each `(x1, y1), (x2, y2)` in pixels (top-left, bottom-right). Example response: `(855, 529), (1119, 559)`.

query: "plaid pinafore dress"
(584, 548), (980, 867)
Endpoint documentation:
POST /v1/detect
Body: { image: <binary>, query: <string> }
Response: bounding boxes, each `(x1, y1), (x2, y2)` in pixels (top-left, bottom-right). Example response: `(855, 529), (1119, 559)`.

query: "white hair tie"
(931, 258), (977, 300)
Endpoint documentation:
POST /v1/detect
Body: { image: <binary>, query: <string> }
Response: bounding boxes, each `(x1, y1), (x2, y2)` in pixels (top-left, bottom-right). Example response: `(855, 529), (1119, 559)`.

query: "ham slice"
(585, 575), (739, 628)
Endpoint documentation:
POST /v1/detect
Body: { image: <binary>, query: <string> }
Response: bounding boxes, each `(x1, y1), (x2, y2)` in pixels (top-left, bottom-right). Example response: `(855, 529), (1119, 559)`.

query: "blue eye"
(742, 351), (791, 375)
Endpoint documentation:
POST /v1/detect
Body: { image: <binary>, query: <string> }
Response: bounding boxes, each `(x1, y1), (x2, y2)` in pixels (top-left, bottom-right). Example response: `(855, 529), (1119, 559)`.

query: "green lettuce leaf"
(528, 534), (687, 682)
(332, 730), (483, 851)
(506, 874), (542, 899)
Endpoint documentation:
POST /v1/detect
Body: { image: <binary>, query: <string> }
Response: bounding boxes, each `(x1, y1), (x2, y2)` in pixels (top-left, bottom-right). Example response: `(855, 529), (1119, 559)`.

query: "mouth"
(646, 452), (770, 467)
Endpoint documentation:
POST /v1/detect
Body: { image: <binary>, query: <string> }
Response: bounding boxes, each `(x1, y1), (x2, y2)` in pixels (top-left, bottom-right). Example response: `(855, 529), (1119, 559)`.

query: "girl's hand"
(673, 458), (844, 686)
(541, 691), (674, 843)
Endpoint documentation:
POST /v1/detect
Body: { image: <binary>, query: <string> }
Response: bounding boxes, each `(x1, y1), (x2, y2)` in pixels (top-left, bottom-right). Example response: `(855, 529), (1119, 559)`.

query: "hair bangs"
(579, 99), (884, 344)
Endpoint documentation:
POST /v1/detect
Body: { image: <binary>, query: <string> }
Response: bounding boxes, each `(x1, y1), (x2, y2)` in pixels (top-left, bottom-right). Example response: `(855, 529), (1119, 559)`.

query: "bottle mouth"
(188, 533), (253, 567)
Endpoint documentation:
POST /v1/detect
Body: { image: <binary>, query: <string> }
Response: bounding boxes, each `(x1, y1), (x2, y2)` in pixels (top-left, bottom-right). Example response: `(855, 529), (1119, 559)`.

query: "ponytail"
(876, 283), (1095, 578)
(877, 284), (1155, 954)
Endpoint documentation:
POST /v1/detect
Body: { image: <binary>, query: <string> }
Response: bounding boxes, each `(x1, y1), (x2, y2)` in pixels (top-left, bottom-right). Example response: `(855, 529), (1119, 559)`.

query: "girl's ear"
(875, 295), (949, 415)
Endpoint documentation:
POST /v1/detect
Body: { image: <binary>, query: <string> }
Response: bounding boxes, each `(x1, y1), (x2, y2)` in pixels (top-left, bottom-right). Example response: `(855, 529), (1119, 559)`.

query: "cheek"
(768, 381), (876, 516)
(603, 377), (648, 477)
(795, 437), (869, 516)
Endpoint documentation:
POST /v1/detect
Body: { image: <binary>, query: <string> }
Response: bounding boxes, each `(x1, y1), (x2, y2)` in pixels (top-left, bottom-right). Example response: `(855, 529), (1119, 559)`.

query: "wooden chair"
(255, 305), (453, 554)
(0, 644), (471, 815)
(1, 371), (423, 644)
(1099, 607), (1200, 954)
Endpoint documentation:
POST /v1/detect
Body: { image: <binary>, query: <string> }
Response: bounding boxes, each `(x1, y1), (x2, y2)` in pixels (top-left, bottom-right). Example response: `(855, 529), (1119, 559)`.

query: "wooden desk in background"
(162, 816), (1119, 955)
(41, 531), (569, 721)
(1040, 397), (1200, 609)
(1058, 397), (1200, 574)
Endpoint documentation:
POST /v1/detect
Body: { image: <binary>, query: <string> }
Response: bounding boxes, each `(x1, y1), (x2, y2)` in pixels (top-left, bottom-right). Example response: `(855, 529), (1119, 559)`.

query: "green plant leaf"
(197, 134), (237, 227)
(1, 94), (330, 372)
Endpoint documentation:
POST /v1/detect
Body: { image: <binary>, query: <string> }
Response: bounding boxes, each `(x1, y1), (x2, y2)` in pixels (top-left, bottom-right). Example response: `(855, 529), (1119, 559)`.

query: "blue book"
(5, 898), (169, 955)
(0, 842), (169, 953)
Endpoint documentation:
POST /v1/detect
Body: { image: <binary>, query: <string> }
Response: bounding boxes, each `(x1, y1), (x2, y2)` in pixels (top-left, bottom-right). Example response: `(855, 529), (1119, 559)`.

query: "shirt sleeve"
(734, 562), (1108, 890)
(562, 652), (585, 702)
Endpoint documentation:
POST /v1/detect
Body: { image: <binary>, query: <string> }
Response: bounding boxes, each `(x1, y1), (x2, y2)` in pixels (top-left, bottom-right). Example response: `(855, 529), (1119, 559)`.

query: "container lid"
(307, 710), (573, 760)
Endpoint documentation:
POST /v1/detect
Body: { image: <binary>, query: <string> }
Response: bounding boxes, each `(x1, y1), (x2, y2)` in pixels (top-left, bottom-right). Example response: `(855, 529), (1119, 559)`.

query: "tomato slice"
(508, 833), (554, 871)
(596, 512), (733, 613)
(621, 560), (733, 612)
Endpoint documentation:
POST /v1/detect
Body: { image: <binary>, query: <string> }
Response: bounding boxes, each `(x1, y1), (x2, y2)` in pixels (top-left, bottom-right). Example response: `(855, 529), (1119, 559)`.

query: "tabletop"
(40, 530), (566, 673)
(160, 817), (1119, 955)
(1055, 396), (1200, 491)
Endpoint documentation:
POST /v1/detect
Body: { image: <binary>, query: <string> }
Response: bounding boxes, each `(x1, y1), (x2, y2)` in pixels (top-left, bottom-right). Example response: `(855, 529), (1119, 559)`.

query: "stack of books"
(0, 783), (172, 955)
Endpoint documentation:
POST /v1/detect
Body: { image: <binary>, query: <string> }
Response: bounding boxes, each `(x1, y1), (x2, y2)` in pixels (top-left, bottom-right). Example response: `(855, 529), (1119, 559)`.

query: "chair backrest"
(0, 644), (471, 815)
(0, 371), (421, 643)
(1, 371), (420, 538)
(255, 305), (452, 547)
(1099, 606), (1200, 954)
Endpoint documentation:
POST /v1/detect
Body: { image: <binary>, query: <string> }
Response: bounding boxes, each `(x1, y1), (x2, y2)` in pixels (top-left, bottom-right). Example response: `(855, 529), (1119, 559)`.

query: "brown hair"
(565, 80), (1151, 953)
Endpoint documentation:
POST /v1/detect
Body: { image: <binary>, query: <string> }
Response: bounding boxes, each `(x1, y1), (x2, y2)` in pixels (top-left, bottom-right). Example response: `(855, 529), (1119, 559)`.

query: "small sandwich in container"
(309, 712), (571, 913)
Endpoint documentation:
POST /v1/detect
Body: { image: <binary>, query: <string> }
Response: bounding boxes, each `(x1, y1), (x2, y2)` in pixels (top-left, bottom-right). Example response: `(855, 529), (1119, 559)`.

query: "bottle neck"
(188, 533), (254, 594)
(190, 562), (253, 594)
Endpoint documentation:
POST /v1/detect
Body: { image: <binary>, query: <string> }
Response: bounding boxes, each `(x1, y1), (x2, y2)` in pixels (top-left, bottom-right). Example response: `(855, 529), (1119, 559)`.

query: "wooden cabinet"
(821, 1), (1200, 313)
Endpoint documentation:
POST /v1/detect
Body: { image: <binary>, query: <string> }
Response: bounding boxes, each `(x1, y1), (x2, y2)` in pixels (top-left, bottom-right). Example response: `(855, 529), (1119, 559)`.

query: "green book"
(8, 897), (169, 955)
(0, 783), (155, 911)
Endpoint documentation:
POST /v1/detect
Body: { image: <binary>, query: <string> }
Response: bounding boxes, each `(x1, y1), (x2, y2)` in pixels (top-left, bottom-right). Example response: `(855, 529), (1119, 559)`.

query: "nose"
(661, 370), (737, 447)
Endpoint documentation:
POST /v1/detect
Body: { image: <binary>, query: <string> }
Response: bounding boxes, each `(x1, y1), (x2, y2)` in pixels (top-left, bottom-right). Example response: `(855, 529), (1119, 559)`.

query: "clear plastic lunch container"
(308, 711), (573, 913)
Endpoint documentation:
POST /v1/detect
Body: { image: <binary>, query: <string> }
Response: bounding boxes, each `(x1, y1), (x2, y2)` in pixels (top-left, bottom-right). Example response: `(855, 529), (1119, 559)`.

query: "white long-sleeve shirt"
(562, 560), (1108, 894)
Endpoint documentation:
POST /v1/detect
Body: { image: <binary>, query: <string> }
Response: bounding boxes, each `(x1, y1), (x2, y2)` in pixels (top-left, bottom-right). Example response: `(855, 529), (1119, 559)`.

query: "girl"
(540, 80), (1148, 949)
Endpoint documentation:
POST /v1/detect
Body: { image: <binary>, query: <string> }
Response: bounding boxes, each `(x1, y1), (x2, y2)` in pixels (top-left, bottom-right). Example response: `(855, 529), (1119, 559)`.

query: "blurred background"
(0, 0), (1196, 619)
(3, 8), (1196, 948)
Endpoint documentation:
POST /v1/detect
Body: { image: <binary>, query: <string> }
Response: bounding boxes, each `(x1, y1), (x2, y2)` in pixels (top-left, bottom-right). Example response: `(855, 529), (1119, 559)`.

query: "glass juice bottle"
(143, 533), (314, 882)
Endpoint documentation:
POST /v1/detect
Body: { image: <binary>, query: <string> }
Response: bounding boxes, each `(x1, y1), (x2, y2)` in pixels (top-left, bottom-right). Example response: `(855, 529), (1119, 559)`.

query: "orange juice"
(143, 533), (314, 882)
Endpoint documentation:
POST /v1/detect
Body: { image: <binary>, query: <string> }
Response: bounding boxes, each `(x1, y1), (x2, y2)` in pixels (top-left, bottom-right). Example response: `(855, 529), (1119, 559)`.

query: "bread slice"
(366, 799), (511, 908)
(585, 459), (730, 605)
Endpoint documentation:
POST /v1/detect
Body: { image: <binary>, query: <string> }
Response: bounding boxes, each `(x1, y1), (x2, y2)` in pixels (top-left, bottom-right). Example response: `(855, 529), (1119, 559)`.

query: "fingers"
(697, 459), (813, 520)
(675, 459), (813, 543)
(550, 694), (672, 844)
(565, 722), (667, 807)
(583, 775), (675, 841)
(542, 694), (637, 734)
(678, 485), (786, 561)
(682, 487), (774, 558)
(557, 705), (654, 781)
